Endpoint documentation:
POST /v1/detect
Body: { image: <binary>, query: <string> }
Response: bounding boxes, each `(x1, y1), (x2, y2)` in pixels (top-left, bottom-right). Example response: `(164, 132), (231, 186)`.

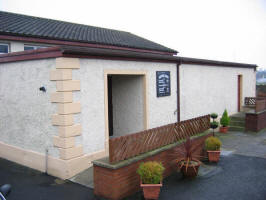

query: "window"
(24, 45), (46, 51)
(0, 43), (9, 54)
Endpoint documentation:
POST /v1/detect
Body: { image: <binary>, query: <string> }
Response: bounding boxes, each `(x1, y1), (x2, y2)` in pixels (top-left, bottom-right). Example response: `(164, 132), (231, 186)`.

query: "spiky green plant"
(172, 137), (202, 174)
(220, 109), (230, 127)
(137, 161), (165, 184)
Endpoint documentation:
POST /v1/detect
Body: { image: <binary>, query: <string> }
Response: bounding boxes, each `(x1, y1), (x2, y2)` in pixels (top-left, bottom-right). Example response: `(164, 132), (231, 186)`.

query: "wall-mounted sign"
(156, 71), (171, 97)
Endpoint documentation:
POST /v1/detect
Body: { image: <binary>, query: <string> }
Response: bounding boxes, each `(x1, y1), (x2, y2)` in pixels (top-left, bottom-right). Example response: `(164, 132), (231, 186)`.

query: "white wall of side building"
(179, 64), (256, 120)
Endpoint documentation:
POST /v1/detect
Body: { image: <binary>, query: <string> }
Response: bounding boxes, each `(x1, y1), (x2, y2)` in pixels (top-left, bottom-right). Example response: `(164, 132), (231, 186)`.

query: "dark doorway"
(106, 74), (145, 138)
(108, 75), (113, 136)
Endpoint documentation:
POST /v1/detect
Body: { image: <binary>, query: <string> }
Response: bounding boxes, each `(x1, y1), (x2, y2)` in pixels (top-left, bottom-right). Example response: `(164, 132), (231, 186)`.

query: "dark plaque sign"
(156, 71), (171, 97)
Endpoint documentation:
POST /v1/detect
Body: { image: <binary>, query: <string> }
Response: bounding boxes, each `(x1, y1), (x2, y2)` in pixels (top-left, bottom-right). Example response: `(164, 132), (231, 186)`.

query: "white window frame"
(0, 43), (9, 54)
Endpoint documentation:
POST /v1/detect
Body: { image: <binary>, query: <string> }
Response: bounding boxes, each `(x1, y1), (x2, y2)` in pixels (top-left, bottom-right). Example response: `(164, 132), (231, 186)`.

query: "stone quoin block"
(52, 114), (74, 126)
(50, 69), (72, 81)
(59, 145), (83, 160)
(55, 57), (80, 69)
(51, 92), (73, 103)
(58, 124), (82, 138)
(56, 80), (80, 91)
(53, 136), (75, 149)
(57, 102), (81, 114)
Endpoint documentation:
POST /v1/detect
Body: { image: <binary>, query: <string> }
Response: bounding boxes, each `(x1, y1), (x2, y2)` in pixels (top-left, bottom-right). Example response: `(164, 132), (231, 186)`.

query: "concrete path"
(70, 166), (94, 188)
(217, 130), (266, 159)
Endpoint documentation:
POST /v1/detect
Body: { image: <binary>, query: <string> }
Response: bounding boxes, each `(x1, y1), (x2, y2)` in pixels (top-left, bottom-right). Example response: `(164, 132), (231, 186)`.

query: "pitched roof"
(0, 11), (177, 54)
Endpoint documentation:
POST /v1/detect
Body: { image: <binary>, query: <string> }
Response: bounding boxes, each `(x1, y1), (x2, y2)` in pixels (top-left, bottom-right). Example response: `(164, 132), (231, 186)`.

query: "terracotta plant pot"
(179, 161), (201, 178)
(140, 181), (162, 200)
(207, 150), (221, 162)
(219, 126), (228, 133)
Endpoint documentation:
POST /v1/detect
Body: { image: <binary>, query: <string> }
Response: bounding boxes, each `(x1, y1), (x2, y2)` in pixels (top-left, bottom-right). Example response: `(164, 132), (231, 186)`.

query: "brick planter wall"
(246, 110), (266, 132)
(93, 133), (211, 200)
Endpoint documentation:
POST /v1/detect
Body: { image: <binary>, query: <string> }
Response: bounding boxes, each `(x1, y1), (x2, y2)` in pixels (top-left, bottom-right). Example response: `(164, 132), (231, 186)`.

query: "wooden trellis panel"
(109, 115), (210, 164)
(245, 97), (256, 105)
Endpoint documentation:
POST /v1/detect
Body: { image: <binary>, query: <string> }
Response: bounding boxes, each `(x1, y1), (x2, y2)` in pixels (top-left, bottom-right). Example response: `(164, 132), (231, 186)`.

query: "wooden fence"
(109, 114), (210, 164)
(245, 97), (257, 106)
(245, 97), (266, 112)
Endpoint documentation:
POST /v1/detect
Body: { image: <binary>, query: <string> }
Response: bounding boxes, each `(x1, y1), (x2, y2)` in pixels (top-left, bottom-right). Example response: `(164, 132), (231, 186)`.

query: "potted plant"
(220, 109), (230, 133)
(205, 136), (222, 162)
(137, 161), (165, 200)
(210, 113), (218, 120)
(210, 121), (219, 136)
(173, 137), (202, 178)
(210, 113), (219, 136)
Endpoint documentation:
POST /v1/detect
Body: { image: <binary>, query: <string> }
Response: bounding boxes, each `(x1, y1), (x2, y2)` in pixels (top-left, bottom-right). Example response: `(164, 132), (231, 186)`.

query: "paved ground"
(0, 130), (266, 200)
(0, 158), (94, 200)
(217, 130), (266, 159)
(70, 166), (94, 188)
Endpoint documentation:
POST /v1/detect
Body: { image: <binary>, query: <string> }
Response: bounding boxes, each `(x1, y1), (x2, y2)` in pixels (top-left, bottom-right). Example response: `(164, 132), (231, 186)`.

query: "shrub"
(205, 136), (222, 151)
(210, 113), (218, 119)
(220, 109), (230, 127)
(210, 121), (219, 129)
(137, 161), (165, 184)
(172, 137), (202, 173)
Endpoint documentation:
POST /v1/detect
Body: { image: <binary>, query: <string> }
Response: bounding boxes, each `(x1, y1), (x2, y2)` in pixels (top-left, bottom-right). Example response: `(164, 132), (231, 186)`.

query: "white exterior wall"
(179, 64), (256, 120)
(0, 59), (58, 157)
(0, 57), (257, 161)
(73, 59), (177, 154)
(9, 41), (24, 52)
(112, 75), (144, 137)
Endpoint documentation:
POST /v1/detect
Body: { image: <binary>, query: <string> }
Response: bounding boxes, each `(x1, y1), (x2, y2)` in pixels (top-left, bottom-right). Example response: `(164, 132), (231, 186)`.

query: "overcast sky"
(1, 0), (266, 69)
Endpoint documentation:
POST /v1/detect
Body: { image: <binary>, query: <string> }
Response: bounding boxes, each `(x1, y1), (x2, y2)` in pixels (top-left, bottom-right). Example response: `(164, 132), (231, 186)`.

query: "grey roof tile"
(0, 11), (177, 53)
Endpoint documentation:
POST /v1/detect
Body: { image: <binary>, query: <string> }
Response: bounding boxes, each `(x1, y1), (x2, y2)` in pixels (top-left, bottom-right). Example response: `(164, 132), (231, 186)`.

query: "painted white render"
(0, 59), (58, 157)
(73, 59), (177, 154)
(112, 75), (144, 137)
(179, 64), (256, 120)
(0, 57), (257, 162)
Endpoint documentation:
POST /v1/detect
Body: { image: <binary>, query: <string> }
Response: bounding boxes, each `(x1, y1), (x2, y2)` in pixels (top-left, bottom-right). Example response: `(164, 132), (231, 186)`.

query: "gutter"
(176, 61), (181, 122)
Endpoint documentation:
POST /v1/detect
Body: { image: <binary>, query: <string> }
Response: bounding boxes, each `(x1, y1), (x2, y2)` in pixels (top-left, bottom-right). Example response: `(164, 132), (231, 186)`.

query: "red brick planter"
(207, 150), (220, 162)
(93, 133), (211, 200)
(246, 110), (266, 132)
(140, 181), (162, 200)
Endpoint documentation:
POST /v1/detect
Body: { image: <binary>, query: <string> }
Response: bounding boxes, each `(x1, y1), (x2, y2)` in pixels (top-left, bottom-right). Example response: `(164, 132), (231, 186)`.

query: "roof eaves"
(0, 46), (62, 63)
(177, 56), (257, 70)
(0, 46), (258, 71)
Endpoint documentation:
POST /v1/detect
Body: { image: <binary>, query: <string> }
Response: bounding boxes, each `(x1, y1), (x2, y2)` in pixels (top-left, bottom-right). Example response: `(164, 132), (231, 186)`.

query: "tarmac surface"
(0, 130), (266, 200)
